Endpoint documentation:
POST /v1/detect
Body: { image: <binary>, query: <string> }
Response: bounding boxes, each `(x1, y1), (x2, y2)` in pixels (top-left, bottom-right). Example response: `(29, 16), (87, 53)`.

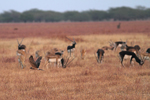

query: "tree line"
(0, 6), (150, 22)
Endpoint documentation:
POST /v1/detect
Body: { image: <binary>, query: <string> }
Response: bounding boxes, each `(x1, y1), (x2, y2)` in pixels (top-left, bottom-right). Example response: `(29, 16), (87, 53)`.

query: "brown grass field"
(0, 21), (150, 100)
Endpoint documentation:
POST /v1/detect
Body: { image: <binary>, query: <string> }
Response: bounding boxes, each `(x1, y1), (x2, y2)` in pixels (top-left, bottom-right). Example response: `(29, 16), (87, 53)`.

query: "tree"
(0, 6), (150, 22)
(0, 10), (21, 22)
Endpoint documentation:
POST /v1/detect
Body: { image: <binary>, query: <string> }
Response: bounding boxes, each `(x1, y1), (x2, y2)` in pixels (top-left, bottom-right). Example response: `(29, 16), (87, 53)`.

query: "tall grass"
(0, 34), (150, 100)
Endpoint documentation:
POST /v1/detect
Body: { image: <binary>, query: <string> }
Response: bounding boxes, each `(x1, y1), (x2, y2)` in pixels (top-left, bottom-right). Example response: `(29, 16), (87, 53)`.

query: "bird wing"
(29, 55), (37, 68)
(35, 56), (42, 68)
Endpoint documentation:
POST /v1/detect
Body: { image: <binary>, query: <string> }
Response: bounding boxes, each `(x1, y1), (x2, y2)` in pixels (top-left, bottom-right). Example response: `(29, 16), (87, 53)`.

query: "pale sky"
(0, 0), (150, 13)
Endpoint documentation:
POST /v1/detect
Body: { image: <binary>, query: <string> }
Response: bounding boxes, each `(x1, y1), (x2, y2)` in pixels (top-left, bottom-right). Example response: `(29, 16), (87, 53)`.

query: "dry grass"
(0, 33), (150, 100)
(0, 21), (150, 38)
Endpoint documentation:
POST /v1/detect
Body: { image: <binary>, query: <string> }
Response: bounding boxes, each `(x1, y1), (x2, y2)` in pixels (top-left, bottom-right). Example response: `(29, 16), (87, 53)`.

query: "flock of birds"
(16, 37), (150, 70)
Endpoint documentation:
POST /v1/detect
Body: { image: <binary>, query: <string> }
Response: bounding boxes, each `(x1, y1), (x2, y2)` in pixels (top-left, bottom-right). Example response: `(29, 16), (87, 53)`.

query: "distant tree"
(87, 10), (108, 21)
(63, 11), (80, 21)
(44, 11), (63, 22)
(145, 8), (150, 19)
(136, 6), (147, 10)
(20, 13), (34, 22)
(77, 12), (91, 21)
(108, 7), (138, 20)
(0, 10), (20, 22)
(63, 11), (91, 21)
(0, 6), (150, 22)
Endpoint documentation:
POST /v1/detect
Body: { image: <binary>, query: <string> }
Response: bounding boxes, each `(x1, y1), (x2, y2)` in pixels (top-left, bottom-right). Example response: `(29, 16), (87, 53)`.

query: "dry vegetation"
(0, 21), (150, 100)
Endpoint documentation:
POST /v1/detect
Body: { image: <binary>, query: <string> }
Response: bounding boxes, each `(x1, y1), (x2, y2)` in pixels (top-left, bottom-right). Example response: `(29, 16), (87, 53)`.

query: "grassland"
(0, 21), (150, 100)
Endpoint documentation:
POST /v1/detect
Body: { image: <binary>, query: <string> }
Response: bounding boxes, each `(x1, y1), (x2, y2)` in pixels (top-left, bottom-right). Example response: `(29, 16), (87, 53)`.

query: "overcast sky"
(0, 0), (150, 13)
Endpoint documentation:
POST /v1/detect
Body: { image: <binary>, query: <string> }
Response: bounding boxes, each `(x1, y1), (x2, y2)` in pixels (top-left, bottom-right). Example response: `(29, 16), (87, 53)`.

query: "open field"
(0, 20), (150, 38)
(0, 21), (150, 100)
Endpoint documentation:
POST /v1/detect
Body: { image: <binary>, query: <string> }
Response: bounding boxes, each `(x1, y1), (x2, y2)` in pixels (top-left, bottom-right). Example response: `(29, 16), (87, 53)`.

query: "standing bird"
(117, 23), (121, 29)
(29, 55), (42, 70)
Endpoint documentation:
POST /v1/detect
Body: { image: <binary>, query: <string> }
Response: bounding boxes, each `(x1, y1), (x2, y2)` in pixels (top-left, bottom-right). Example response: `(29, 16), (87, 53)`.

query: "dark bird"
(117, 23), (121, 29)
(29, 55), (42, 70)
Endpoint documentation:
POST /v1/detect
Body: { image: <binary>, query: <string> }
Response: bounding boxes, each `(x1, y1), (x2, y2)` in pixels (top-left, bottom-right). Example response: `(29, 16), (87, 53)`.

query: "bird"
(29, 55), (42, 70)
(117, 23), (121, 29)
